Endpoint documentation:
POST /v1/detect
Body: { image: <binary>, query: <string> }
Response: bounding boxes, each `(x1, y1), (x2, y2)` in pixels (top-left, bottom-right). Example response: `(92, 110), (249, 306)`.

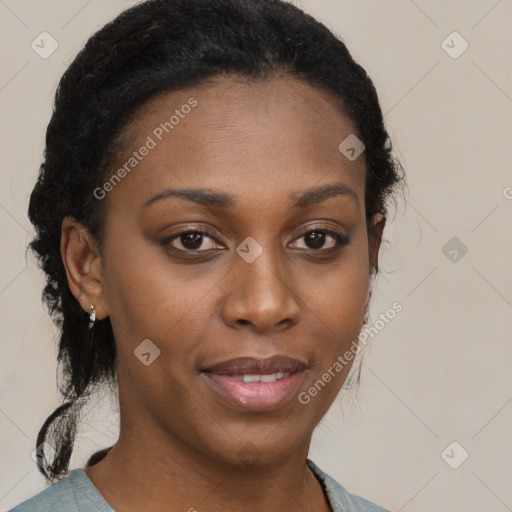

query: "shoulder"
(307, 459), (391, 512)
(8, 470), (80, 512)
(7, 469), (112, 512)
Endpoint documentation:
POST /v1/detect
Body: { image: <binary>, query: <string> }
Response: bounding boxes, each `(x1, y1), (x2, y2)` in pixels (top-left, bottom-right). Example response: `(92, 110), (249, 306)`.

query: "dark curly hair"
(28, 0), (404, 483)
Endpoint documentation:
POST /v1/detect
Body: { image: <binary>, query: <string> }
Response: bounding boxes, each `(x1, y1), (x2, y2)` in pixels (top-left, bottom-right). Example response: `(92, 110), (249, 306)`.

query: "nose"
(220, 246), (301, 334)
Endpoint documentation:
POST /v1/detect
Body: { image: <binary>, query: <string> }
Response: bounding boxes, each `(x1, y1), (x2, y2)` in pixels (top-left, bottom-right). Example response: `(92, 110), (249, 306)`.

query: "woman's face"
(93, 76), (383, 465)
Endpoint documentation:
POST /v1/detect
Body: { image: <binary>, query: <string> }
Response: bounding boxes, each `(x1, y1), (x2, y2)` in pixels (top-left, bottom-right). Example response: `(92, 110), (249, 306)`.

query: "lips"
(201, 355), (307, 411)
(203, 355), (307, 375)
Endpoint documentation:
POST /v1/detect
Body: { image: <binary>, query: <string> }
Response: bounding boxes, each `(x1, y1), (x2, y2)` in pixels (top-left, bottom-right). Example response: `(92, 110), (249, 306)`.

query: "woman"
(10, 0), (403, 510)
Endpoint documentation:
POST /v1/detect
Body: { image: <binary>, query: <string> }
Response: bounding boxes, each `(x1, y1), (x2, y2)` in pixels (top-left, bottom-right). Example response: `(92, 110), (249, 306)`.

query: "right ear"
(60, 216), (109, 321)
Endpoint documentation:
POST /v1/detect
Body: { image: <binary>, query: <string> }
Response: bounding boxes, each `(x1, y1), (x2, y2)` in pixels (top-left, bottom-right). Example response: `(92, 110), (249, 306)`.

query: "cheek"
(102, 248), (212, 413)
(301, 246), (369, 363)
(305, 243), (369, 317)
(102, 238), (218, 370)
(103, 227), (187, 326)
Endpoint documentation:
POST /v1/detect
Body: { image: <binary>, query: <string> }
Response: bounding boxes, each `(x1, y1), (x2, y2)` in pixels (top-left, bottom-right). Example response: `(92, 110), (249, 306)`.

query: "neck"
(85, 421), (331, 512)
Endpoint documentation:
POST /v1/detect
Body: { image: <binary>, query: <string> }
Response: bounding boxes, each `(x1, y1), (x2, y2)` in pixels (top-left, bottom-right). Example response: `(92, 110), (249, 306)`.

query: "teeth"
(243, 374), (261, 383)
(239, 372), (289, 383)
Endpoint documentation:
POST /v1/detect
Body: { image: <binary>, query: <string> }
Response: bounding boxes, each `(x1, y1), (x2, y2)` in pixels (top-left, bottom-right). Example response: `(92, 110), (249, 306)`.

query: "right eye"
(161, 230), (226, 253)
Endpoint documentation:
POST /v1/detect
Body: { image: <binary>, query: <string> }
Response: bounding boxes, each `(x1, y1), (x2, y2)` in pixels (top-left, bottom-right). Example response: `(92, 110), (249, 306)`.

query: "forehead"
(104, 76), (366, 213)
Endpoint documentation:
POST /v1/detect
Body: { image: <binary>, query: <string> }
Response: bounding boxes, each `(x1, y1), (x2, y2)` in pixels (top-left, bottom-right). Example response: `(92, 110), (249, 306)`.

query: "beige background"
(1, 1), (511, 511)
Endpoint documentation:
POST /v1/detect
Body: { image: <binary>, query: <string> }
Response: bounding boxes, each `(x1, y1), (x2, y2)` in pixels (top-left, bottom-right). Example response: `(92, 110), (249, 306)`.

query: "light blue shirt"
(9, 459), (390, 511)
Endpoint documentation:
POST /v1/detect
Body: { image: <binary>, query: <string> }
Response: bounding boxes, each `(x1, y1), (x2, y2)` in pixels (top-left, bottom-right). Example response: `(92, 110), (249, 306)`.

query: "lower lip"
(203, 371), (304, 411)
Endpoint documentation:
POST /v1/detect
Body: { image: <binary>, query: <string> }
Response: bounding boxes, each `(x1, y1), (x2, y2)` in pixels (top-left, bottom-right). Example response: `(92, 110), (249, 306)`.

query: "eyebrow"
(143, 182), (359, 209)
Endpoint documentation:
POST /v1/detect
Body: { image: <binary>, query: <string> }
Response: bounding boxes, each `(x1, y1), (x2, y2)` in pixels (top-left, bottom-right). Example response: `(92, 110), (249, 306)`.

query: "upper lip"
(202, 355), (307, 376)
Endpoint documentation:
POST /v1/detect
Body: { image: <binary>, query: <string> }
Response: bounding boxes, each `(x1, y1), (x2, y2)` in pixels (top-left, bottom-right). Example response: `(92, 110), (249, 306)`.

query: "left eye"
(164, 231), (223, 252)
(290, 229), (349, 251)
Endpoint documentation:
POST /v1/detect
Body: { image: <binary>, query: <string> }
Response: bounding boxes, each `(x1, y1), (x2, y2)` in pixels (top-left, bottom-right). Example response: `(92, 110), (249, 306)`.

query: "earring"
(363, 308), (369, 324)
(87, 305), (96, 330)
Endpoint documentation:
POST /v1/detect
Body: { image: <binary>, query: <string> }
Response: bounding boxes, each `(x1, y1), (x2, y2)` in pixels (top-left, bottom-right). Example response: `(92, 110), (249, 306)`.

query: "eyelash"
(160, 227), (350, 256)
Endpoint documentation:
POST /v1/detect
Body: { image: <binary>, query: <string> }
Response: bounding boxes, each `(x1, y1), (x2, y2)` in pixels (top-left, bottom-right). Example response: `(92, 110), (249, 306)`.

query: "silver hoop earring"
(87, 305), (96, 330)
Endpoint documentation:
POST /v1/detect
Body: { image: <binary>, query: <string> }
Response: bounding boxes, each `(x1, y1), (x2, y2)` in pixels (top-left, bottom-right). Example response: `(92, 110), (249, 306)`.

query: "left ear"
(368, 213), (386, 275)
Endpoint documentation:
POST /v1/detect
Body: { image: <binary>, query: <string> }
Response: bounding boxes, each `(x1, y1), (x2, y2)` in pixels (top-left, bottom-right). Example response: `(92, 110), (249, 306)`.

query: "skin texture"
(61, 76), (385, 512)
